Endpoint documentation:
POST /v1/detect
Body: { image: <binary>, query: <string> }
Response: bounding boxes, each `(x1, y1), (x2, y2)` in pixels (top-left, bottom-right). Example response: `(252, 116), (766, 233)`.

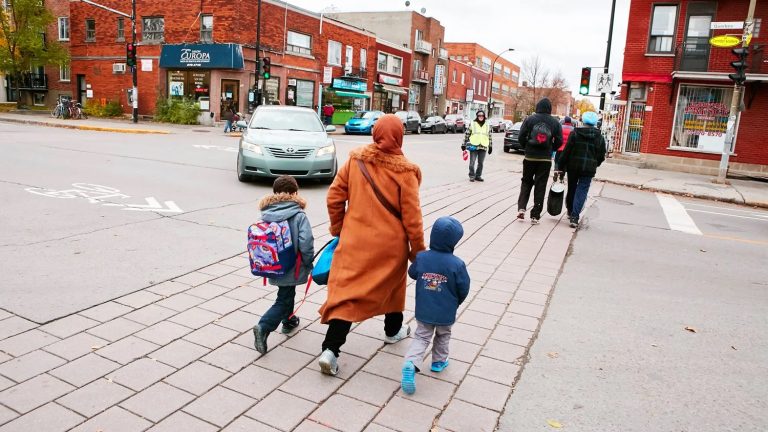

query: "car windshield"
(250, 109), (324, 132)
(354, 111), (377, 119)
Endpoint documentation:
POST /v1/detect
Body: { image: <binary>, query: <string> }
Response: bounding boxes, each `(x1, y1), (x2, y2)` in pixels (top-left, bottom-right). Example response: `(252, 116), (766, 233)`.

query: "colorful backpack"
(529, 121), (553, 147)
(247, 220), (297, 278)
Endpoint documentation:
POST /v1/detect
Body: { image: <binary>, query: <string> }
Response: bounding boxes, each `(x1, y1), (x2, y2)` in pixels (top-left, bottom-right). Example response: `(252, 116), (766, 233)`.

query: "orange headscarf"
(372, 114), (404, 156)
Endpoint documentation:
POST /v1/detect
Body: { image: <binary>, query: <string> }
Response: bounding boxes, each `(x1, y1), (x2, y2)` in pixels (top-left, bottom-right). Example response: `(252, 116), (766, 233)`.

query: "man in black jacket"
(556, 111), (606, 228)
(516, 98), (563, 224)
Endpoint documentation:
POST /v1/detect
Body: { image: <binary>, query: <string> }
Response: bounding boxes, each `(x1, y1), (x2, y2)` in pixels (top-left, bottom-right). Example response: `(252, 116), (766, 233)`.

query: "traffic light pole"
(717, 0), (756, 183)
(79, 0), (138, 123)
(599, 0), (617, 111)
(254, 0), (262, 107)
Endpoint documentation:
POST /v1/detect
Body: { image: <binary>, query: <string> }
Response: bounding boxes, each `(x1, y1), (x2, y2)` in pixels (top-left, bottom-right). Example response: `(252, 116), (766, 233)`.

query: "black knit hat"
(273, 175), (299, 194)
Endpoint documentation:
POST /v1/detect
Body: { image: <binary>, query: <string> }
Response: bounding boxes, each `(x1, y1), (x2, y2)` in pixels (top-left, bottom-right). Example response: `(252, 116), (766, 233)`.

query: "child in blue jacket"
(401, 216), (470, 394)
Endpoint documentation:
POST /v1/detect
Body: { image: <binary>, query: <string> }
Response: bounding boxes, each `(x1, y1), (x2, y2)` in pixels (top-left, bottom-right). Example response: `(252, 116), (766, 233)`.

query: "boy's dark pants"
(258, 286), (296, 332)
(517, 159), (552, 219)
(322, 312), (403, 357)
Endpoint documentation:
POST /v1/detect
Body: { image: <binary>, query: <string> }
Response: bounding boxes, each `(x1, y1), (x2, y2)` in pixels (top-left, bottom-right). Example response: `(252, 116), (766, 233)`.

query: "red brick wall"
(45, 0), (71, 101)
(446, 59), (470, 101)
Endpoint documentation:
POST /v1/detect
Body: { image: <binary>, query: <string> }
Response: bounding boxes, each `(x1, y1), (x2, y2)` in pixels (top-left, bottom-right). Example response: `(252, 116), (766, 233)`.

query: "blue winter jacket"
(259, 193), (315, 286)
(408, 217), (470, 326)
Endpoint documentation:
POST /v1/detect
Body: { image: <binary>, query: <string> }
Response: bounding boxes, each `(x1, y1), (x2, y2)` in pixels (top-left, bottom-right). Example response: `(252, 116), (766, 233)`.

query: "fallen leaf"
(684, 326), (697, 333)
(651, 343), (658, 347)
(547, 352), (559, 359)
(547, 419), (563, 428)
(90, 345), (101, 350)
(700, 249), (707, 252)
(731, 346), (738, 350)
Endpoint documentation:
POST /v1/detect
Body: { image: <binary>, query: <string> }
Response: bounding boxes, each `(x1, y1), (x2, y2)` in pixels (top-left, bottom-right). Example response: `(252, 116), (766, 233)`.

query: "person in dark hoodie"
(517, 98), (563, 224)
(401, 216), (470, 395)
(556, 111), (606, 228)
(253, 175), (315, 354)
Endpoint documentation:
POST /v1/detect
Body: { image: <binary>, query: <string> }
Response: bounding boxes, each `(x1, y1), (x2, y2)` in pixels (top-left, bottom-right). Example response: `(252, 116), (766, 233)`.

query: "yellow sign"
(710, 35), (741, 48)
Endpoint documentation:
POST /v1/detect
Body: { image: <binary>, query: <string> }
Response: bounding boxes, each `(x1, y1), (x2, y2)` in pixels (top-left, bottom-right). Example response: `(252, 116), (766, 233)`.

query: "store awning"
(334, 90), (370, 99)
(380, 84), (408, 95)
(159, 43), (244, 69)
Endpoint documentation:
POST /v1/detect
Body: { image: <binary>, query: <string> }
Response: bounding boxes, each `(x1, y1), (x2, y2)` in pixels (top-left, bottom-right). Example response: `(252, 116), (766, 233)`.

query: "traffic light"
(262, 57), (271, 79)
(579, 67), (591, 95)
(728, 47), (748, 85)
(126, 43), (137, 68)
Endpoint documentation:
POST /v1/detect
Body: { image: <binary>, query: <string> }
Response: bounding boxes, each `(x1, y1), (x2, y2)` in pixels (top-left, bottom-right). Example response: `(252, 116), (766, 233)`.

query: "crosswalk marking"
(656, 193), (703, 235)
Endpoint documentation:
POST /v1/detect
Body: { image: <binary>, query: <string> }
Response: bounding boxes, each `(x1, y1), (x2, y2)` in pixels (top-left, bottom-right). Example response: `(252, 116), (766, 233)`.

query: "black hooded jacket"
(518, 98), (563, 161)
(557, 126), (606, 176)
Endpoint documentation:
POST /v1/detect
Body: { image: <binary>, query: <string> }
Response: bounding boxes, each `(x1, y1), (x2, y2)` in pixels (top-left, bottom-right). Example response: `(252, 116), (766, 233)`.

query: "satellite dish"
(405, 1), (410, 6)
(420, 7), (427, 13)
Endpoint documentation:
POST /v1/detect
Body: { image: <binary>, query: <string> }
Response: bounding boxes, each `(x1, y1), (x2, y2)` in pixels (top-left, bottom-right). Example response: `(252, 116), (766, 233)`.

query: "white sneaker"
(384, 325), (411, 344)
(318, 349), (339, 376)
(531, 218), (540, 225)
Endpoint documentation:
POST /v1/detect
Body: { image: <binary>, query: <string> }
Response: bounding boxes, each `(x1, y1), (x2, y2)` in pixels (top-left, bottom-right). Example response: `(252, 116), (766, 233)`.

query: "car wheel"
(416, 125), (421, 134)
(237, 154), (250, 182)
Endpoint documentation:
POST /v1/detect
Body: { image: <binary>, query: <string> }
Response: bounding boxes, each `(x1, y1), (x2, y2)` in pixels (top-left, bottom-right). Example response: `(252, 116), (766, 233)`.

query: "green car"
(236, 106), (338, 182)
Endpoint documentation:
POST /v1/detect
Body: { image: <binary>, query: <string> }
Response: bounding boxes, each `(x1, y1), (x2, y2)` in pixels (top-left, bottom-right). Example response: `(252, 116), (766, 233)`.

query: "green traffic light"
(263, 73), (270, 79)
(579, 86), (588, 95)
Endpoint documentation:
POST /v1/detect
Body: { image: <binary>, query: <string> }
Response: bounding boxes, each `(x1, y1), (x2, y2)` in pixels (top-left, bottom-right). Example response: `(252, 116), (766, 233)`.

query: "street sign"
(466, 88), (474, 102)
(323, 66), (333, 84)
(743, 20), (755, 46)
(710, 21), (744, 30)
(710, 35), (742, 48)
(595, 73), (614, 93)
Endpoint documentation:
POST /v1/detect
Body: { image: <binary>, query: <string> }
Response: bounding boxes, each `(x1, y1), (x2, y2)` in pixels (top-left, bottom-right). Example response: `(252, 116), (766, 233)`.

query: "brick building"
(328, 11), (447, 117)
(445, 59), (472, 116)
(444, 43), (520, 120)
(371, 39), (412, 113)
(619, 0), (767, 176)
(67, 0), (404, 122)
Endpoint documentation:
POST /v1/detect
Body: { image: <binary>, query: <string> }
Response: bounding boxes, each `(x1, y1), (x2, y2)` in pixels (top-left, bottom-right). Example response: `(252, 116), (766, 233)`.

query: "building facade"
(445, 59), (472, 116)
(444, 43), (520, 120)
(372, 39), (412, 113)
(619, 0), (767, 176)
(328, 11), (447, 117)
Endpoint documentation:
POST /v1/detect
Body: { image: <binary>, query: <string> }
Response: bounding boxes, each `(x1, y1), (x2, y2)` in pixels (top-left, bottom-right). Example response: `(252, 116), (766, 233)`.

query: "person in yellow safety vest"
(461, 110), (493, 182)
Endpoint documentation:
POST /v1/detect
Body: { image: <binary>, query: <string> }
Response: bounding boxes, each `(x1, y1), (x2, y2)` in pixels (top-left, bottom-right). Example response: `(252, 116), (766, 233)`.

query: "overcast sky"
(288, 0), (631, 106)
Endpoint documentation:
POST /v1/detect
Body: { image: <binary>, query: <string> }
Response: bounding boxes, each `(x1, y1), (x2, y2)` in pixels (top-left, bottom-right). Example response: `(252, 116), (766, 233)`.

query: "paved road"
(499, 183), (768, 432)
(0, 123), (511, 323)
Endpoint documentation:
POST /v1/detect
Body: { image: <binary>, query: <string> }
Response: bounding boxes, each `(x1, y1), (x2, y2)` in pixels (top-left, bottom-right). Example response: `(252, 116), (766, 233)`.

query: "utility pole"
(80, 0), (137, 123)
(254, 0), (262, 107)
(717, 0), (757, 183)
(599, 0), (617, 111)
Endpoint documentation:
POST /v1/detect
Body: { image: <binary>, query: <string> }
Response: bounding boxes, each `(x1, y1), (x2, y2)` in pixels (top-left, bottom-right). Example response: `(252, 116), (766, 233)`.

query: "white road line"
(656, 193), (703, 235)
(685, 202), (768, 217)
(687, 209), (768, 222)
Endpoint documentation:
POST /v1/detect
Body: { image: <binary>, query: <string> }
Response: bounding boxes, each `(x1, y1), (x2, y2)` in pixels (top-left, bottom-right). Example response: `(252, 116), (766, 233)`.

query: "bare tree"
(541, 70), (570, 112)
(521, 55), (550, 112)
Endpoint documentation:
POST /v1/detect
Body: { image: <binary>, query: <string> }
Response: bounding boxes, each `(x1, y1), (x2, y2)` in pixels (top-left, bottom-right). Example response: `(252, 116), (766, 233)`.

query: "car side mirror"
(325, 125), (337, 133)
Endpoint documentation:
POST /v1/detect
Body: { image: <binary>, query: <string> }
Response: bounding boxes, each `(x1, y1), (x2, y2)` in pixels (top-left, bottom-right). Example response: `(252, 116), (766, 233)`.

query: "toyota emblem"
(285, 147), (296, 153)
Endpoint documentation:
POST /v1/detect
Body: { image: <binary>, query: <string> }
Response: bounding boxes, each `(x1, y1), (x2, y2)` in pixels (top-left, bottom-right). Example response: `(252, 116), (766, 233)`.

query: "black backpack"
(528, 122), (553, 147)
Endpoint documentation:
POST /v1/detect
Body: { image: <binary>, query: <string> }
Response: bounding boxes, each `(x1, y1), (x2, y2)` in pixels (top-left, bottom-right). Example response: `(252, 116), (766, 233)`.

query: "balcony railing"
(414, 39), (432, 55)
(439, 48), (448, 60)
(7, 73), (48, 90)
(412, 69), (429, 83)
(343, 67), (368, 79)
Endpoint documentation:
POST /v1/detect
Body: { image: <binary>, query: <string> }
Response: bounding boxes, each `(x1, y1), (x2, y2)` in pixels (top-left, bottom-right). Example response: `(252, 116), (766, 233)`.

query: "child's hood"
(259, 193), (307, 222)
(429, 216), (464, 253)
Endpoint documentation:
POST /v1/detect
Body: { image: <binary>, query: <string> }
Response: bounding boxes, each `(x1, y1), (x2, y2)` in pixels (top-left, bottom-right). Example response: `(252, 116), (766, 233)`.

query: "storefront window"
(296, 80), (314, 108)
(671, 85), (733, 152)
(167, 70), (210, 101)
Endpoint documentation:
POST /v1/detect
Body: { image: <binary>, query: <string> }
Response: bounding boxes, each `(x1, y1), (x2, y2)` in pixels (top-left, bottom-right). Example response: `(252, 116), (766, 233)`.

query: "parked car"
(421, 116), (448, 134)
(236, 105), (337, 182)
(444, 114), (466, 133)
(503, 122), (524, 152)
(394, 110), (422, 134)
(501, 120), (514, 132)
(488, 117), (505, 133)
(344, 110), (384, 135)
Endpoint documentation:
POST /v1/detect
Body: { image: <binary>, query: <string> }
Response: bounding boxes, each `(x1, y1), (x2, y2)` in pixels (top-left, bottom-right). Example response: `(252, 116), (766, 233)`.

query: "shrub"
(154, 97), (199, 125)
(84, 100), (124, 118)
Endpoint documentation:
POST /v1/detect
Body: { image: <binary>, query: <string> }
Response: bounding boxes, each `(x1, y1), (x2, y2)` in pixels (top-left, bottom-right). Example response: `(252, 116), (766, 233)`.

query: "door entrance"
(220, 79), (240, 118)
(680, 3), (715, 71)
(77, 75), (87, 104)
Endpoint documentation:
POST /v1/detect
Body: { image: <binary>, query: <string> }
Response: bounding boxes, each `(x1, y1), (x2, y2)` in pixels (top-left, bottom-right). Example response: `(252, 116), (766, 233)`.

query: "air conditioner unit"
(113, 63), (126, 74)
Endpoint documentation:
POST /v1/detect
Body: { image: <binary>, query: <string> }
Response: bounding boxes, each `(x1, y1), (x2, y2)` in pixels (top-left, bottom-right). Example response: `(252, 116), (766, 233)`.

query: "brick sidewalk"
(0, 170), (577, 432)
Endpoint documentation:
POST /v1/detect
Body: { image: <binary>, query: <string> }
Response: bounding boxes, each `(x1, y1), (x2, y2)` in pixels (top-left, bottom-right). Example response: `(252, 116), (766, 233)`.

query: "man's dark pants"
(517, 159), (552, 219)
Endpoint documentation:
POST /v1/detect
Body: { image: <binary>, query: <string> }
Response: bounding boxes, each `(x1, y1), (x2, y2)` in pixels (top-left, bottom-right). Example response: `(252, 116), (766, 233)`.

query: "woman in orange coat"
(318, 114), (426, 376)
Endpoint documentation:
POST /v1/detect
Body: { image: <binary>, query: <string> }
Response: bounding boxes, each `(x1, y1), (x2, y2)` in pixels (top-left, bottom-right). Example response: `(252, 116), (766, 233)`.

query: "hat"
(582, 111), (599, 126)
(564, 116), (572, 124)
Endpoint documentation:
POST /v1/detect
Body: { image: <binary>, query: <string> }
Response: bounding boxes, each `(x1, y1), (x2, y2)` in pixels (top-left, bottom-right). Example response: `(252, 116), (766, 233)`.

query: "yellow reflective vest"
(468, 121), (490, 148)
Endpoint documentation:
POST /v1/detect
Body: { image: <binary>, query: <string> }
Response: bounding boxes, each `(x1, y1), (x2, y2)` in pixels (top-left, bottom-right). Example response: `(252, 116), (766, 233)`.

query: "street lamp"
(488, 48), (514, 118)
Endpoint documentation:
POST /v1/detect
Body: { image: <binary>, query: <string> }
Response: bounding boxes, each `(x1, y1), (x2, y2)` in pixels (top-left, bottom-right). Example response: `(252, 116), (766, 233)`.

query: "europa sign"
(159, 43), (244, 69)
(709, 35), (741, 48)
(180, 49), (211, 66)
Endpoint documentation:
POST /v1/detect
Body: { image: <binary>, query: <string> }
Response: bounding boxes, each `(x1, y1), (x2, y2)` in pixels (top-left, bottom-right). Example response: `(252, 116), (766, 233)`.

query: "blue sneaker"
(401, 361), (416, 395)
(430, 359), (449, 372)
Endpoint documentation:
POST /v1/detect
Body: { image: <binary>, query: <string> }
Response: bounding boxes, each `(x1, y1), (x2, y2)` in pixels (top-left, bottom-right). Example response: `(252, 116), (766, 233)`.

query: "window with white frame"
(360, 48), (367, 70)
(345, 45), (353, 70)
(503, 67), (511, 78)
(58, 17), (69, 41)
(287, 31), (312, 55)
(452, 69), (457, 83)
(200, 14), (213, 43)
(327, 40), (342, 65)
(492, 81), (500, 93)
(512, 71), (519, 82)
(60, 64), (70, 82)
(472, 77), (477, 92)
(117, 17), (125, 41)
(142, 16), (164, 42)
(648, 5), (677, 53)
(671, 85), (734, 152)
(378, 52), (403, 75)
(461, 72), (465, 85)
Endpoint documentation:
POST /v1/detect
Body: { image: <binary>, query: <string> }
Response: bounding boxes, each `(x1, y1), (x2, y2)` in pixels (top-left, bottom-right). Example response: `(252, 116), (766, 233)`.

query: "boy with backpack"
(401, 216), (470, 394)
(516, 98), (563, 225)
(251, 176), (315, 354)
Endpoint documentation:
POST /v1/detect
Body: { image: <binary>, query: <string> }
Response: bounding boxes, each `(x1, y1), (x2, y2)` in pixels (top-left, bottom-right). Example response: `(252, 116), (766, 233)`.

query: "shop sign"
(434, 65), (445, 95)
(159, 43), (244, 69)
(332, 78), (366, 92)
(710, 21), (744, 30)
(378, 74), (403, 86)
(466, 88), (474, 102)
(682, 102), (729, 136)
(709, 35), (741, 48)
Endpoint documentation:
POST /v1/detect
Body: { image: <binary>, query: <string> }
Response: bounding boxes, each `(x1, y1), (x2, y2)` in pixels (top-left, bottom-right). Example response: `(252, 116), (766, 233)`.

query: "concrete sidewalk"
(0, 169), (575, 432)
(0, 111), (188, 134)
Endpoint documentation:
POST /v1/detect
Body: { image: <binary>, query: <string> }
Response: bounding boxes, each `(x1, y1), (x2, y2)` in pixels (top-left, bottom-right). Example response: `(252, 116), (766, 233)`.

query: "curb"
(0, 117), (171, 134)
(595, 178), (768, 209)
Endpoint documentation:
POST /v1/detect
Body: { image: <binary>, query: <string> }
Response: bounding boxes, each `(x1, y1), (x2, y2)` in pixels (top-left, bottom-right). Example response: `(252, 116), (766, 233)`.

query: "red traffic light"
(126, 43), (137, 67)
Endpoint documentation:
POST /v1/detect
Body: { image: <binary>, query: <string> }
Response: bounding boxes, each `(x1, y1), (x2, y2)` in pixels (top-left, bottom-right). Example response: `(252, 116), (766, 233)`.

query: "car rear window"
(353, 111), (377, 119)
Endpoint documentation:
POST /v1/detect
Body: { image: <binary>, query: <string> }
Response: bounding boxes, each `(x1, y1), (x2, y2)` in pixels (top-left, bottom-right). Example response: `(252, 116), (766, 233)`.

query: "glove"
(461, 144), (466, 151)
(488, 146), (493, 155)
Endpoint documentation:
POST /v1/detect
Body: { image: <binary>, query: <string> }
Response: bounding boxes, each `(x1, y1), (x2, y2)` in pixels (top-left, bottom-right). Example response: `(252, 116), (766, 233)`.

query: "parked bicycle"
(51, 98), (88, 120)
